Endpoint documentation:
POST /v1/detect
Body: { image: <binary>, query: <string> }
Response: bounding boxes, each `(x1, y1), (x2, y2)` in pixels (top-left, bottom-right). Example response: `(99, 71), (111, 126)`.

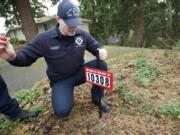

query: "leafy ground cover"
(0, 48), (179, 135)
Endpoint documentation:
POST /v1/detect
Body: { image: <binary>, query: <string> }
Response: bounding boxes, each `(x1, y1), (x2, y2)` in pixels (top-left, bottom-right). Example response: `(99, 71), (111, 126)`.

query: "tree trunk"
(14, 0), (38, 42)
(135, 0), (144, 48)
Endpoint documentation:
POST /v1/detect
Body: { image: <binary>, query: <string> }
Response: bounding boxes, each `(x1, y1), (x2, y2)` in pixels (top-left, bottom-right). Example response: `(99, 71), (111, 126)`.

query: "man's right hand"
(0, 39), (16, 61)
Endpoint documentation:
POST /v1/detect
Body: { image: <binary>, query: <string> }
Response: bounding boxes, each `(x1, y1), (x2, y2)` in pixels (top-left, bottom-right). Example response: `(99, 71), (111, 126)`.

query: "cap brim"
(64, 18), (82, 27)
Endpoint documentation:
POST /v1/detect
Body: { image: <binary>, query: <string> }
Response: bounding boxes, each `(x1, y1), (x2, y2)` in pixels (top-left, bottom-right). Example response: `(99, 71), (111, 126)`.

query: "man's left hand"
(98, 48), (108, 60)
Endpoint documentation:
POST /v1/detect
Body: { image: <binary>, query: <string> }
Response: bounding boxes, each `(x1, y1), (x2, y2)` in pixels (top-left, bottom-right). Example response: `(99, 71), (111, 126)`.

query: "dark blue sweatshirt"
(9, 25), (101, 82)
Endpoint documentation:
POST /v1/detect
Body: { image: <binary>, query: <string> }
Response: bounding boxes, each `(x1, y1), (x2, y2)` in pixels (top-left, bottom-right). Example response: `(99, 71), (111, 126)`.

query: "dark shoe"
(92, 98), (111, 113)
(8, 110), (39, 121)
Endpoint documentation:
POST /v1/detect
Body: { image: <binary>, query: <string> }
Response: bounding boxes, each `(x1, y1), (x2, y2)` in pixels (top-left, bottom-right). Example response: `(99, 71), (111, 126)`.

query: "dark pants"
(51, 60), (107, 118)
(0, 75), (21, 117)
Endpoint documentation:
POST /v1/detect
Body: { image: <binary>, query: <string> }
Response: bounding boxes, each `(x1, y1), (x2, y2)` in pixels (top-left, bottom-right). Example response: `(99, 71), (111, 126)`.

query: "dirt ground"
(0, 49), (179, 135)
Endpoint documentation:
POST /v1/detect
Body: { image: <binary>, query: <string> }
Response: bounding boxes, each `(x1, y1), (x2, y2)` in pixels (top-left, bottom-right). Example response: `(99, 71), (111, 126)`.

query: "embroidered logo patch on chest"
(75, 36), (84, 46)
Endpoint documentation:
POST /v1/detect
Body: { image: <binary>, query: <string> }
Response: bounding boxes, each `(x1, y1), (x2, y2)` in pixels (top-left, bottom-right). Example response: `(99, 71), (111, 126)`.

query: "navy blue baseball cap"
(57, 2), (82, 27)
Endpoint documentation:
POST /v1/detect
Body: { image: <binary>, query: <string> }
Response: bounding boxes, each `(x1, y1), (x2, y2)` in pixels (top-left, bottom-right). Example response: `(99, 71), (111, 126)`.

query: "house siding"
(6, 17), (90, 41)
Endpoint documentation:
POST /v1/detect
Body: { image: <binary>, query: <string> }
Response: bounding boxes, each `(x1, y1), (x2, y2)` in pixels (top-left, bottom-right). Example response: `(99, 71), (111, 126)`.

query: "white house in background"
(6, 15), (90, 41)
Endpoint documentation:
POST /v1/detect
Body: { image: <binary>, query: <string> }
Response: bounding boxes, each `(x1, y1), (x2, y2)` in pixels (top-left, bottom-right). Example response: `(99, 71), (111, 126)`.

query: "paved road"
(0, 58), (46, 95)
(0, 47), (138, 95)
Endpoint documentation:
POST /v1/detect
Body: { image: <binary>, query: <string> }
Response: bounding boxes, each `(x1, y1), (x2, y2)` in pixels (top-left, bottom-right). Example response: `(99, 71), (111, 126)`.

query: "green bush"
(28, 103), (45, 112)
(14, 89), (40, 106)
(139, 103), (180, 119)
(117, 82), (143, 104)
(120, 107), (138, 116)
(163, 41), (180, 65)
(155, 103), (180, 119)
(0, 116), (18, 133)
(139, 105), (155, 114)
(173, 40), (180, 51)
(10, 36), (18, 45)
(134, 58), (161, 87)
(19, 40), (26, 44)
(115, 73), (121, 80)
(9, 36), (26, 45)
(25, 131), (38, 135)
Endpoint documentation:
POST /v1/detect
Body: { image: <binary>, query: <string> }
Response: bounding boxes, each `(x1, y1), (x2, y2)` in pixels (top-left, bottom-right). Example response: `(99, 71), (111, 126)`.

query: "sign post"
(96, 51), (102, 118)
(84, 50), (113, 118)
